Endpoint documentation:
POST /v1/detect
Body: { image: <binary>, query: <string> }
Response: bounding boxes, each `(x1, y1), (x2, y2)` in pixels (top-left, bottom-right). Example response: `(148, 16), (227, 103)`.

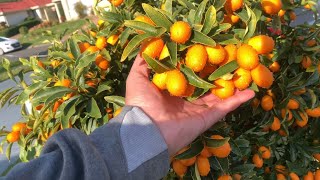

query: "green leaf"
(161, 0), (173, 15)
(210, 23), (232, 36)
(69, 38), (81, 60)
(202, 6), (217, 35)
(242, 5), (257, 41)
(76, 52), (98, 69)
(142, 53), (174, 73)
(232, 164), (256, 173)
(121, 33), (153, 62)
(180, 65), (214, 89)
(194, 0), (209, 24)
(213, 0), (227, 11)
(50, 51), (73, 62)
(101, 12), (123, 23)
(32, 87), (73, 105)
(166, 41), (178, 66)
(73, 34), (91, 43)
(0, 89), (19, 108)
(175, 139), (204, 159)
(205, 136), (230, 148)
(124, 20), (167, 36)
(104, 96), (125, 107)
(6, 143), (13, 161)
(208, 61), (239, 81)
(212, 34), (239, 45)
(191, 30), (216, 47)
(119, 28), (132, 47)
(177, 0), (196, 9)
(87, 98), (102, 118)
(142, 3), (173, 31)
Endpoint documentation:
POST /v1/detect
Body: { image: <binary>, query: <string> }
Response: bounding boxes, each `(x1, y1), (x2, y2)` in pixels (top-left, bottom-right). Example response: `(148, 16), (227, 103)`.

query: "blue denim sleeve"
(1, 106), (170, 180)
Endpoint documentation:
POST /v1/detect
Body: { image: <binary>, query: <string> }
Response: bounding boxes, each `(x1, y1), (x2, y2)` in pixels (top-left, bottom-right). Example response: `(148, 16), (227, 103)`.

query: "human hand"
(126, 55), (255, 155)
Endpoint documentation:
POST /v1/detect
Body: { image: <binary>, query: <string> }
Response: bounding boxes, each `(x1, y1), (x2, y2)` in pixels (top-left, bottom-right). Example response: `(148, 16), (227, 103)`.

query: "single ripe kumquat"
(53, 99), (64, 112)
(79, 42), (91, 53)
(233, 174), (242, 180)
(54, 79), (72, 87)
(261, 0), (282, 15)
(222, 44), (237, 65)
(306, 107), (320, 117)
(233, 68), (252, 90)
(287, 99), (299, 109)
(302, 56), (312, 69)
(289, 11), (296, 20)
(200, 146), (212, 158)
(261, 95), (273, 111)
(166, 70), (187, 97)
(109, 0), (124, 7)
(224, 0), (243, 12)
(206, 44), (226, 65)
(237, 44), (260, 70)
(95, 54), (110, 70)
(258, 146), (271, 159)
(303, 171), (314, 180)
(289, 172), (300, 180)
(223, 14), (240, 24)
(180, 157), (196, 166)
(270, 117), (281, 131)
(248, 35), (275, 54)
(140, 38), (164, 59)
(281, 108), (293, 121)
(275, 165), (287, 174)
(152, 72), (167, 90)
(306, 39), (317, 47)
(172, 160), (187, 178)
(252, 154), (264, 168)
(37, 61), (46, 69)
(218, 175), (232, 180)
(269, 61), (280, 72)
(7, 131), (20, 143)
(251, 64), (274, 89)
(107, 34), (119, 46)
(12, 122), (27, 132)
(170, 21), (192, 44)
(211, 79), (235, 99)
(295, 112), (308, 127)
(196, 156), (210, 176)
(208, 135), (232, 158)
(278, 9), (286, 17)
(159, 44), (170, 60)
(276, 174), (286, 180)
(134, 15), (156, 26)
(96, 36), (108, 50)
(186, 44), (207, 72)
(315, 170), (320, 180)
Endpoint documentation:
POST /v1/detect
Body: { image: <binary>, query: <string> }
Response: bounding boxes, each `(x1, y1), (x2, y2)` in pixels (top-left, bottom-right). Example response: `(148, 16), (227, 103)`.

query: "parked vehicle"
(0, 37), (22, 55)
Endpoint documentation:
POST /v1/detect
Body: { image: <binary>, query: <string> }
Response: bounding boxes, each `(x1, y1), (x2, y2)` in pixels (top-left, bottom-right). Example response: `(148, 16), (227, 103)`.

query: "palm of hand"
(126, 55), (255, 155)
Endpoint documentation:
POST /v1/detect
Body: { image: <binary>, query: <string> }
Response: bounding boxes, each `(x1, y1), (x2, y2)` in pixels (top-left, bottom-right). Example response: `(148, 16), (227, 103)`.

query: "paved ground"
(0, 45), (48, 174)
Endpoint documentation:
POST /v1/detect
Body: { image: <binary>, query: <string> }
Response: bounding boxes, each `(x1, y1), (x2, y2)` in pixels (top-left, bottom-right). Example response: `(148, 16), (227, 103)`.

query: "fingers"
(129, 54), (150, 79)
(215, 89), (255, 112)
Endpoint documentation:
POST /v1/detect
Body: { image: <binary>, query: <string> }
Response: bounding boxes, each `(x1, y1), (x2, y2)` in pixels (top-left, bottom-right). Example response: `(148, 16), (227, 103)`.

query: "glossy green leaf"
(177, 0), (196, 9)
(194, 0), (208, 24)
(213, 0), (226, 11)
(69, 38), (81, 60)
(104, 96), (125, 107)
(50, 51), (73, 62)
(210, 23), (232, 36)
(119, 28), (132, 47)
(243, 5), (257, 41)
(60, 98), (78, 129)
(202, 6), (217, 35)
(32, 87), (73, 105)
(161, 0), (173, 15)
(208, 61), (239, 81)
(142, 53), (174, 73)
(175, 139), (204, 159)
(191, 30), (216, 47)
(124, 20), (167, 36)
(142, 3), (173, 31)
(212, 34), (239, 45)
(166, 41), (178, 66)
(121, 33), (153, 62)
(76, 52), (98, 69)
(87, 98), (102, 118)
(6, 143), (13, 161)
(205, 136), (230, 148)
(101, 12), (123, 23)
(180, 65), (214, 89)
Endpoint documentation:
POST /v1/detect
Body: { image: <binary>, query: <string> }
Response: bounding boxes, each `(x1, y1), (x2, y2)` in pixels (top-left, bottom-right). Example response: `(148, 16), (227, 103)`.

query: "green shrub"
(19, 26), (28, 35)
(74, 2), (87, 18)
(0, 19), (40, 37)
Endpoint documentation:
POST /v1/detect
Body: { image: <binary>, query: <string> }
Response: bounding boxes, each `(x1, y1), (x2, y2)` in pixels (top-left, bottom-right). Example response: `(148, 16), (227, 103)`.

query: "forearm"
(1, 106), (170, 180)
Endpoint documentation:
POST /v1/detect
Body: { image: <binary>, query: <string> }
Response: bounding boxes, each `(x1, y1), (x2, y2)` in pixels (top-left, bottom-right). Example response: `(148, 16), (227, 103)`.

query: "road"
(0, 45), (48, 174)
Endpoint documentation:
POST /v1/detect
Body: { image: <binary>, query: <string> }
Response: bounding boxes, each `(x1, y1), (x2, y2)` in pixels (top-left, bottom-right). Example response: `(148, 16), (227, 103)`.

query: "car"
(0, 37), (22, 55)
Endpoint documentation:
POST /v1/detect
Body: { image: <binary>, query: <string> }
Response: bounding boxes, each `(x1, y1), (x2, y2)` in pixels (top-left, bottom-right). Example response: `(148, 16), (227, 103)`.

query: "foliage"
(74, 2), (88, 18)
(0, 19), (40, 37)
(18, 26), (28, 35)
(0, 0), (320, 179)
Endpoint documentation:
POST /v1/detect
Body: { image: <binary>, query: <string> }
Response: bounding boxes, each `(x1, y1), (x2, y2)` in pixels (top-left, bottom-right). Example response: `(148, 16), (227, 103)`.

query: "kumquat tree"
(0, 0), (320, 179)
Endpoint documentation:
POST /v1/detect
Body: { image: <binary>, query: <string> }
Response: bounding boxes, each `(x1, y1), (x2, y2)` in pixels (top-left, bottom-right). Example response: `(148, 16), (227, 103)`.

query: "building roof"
(0, 0), (52, 13)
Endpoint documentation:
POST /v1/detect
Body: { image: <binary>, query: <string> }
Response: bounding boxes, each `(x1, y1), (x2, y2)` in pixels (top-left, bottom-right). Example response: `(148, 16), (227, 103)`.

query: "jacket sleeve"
(1, 106), (170, 180)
